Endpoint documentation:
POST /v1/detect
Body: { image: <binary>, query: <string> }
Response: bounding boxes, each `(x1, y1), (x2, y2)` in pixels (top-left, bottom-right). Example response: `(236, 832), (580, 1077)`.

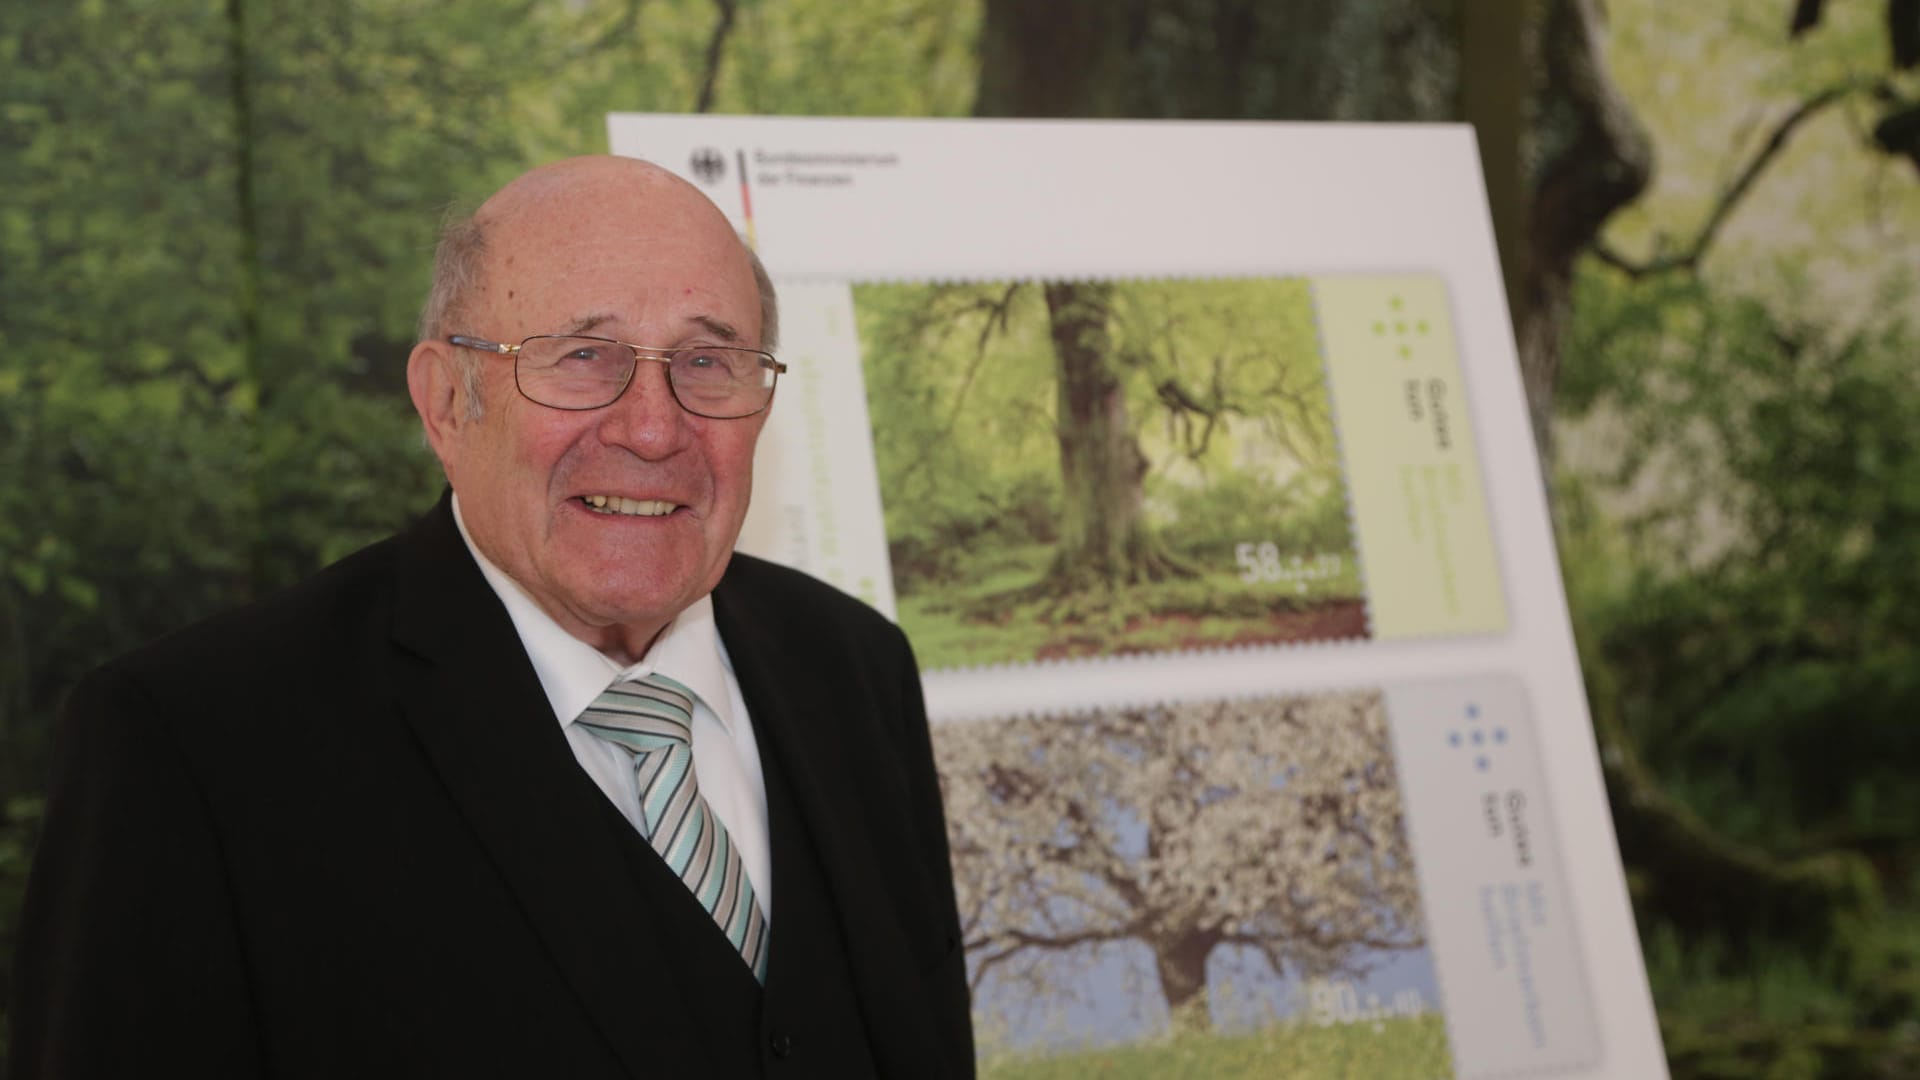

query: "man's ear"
(408, 339), (468, 470)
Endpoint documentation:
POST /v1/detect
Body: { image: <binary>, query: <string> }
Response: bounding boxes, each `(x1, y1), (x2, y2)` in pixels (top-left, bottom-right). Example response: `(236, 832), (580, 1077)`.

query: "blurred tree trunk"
(1515, 0), (1651, 457)
(975, 0), (1460, 122)
(1152, 927), (1222, 1034)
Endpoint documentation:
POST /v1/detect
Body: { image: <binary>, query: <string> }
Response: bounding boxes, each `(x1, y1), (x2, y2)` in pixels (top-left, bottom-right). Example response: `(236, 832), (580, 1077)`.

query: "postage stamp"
(936, 687), (1449, 1074)
(934, 675), (1598, 1078)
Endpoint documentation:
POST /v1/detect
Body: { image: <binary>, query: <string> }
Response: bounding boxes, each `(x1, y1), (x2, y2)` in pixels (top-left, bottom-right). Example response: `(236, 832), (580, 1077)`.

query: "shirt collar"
(451, 493), (736, 733)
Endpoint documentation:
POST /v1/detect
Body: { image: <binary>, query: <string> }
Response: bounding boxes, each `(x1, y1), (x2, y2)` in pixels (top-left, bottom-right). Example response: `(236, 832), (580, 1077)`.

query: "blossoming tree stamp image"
(933, 689), (1451, 1076)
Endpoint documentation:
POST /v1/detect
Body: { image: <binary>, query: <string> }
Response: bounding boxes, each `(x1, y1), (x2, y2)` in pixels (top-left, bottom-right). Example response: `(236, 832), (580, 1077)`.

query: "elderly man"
(10, 157), (973, 1078)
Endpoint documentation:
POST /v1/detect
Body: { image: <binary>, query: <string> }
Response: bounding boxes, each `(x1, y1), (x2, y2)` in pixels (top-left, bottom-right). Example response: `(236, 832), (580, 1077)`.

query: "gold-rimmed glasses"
(447, 334), (786, 419)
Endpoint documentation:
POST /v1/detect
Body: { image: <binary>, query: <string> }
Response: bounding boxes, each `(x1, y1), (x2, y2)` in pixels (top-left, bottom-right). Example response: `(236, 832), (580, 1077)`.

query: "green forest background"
(3, 1), (1918, 1076)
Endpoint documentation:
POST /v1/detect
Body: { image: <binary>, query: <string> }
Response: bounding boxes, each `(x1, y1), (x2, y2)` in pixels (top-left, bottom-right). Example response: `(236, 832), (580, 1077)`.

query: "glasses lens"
(516, 336), (634, 409)
(669, 347), (777, 418)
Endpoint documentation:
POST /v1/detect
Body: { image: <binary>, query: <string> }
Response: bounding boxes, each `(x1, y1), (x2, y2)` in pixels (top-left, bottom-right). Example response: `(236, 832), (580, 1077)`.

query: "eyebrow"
(561, 313), (743, 343)
(563, 314), (615, 335)
(691, 315), (742, 343)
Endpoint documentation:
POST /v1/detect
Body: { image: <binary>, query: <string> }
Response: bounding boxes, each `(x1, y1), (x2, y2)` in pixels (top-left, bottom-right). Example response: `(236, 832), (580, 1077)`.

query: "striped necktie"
(576, 673), (769, 983)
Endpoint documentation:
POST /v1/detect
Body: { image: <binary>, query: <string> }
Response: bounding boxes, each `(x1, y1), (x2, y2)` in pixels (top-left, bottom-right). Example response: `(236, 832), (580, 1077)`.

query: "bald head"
(477, 156), (715, 230)
(418, 156), (779, 414)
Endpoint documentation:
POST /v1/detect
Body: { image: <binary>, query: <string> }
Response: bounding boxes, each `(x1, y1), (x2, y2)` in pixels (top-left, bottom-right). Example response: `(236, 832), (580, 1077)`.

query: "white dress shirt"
(451, 495), (774, 916)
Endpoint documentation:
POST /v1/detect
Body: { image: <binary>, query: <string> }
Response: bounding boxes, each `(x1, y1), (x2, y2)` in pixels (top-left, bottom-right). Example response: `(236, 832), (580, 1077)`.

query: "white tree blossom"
(934, 690), (1425, 1028)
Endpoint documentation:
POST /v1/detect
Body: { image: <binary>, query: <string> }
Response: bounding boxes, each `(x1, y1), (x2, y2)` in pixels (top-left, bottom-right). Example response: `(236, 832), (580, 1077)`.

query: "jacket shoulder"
(717, 553), (896, 633)
(102, 532), (407, 690)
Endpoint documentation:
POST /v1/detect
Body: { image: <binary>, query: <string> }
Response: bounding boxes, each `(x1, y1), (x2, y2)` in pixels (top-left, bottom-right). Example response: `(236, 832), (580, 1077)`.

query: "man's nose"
(596, 357), (690, 457)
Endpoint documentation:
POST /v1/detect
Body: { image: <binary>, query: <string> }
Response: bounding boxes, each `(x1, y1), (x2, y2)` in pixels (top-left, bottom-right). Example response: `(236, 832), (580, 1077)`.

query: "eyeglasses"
(447, 334), (787, 419)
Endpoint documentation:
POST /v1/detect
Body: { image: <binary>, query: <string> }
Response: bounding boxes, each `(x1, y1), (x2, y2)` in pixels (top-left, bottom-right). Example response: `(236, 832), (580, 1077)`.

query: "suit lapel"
(386, 498), (717, 1078)
(713, 570), (949, 1076)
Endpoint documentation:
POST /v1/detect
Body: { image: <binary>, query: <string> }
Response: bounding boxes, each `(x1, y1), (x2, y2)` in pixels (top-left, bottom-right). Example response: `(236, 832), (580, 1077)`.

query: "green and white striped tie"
(577, 674), (769, 983)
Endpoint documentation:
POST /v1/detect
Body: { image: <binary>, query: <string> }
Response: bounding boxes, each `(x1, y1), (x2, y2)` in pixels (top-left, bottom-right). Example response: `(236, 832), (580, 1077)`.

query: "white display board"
(610, 113), (1666, 1079)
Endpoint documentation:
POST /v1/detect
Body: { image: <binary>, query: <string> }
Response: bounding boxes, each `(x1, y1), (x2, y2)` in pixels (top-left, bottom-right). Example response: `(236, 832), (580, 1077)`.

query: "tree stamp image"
(853, 273), (1506, 673)
(934, 689), (1452, 1077)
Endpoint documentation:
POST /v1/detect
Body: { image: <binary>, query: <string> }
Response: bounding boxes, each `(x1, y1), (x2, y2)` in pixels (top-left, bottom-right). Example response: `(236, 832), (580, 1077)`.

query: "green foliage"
(856, 281), (1062, 573)
(1643, 916), (1920, 1080)
(499, 0), (978, 171)
(1, 0), (259, 800)
(979, 1015), (1453, 1080)
(1561, 54), (1920, 1080)
(725, 0), (980, 116)
(1560, 263), (1920, 858)
(1157, 470), (1354, 562)
(1557, 253), (1920, 1074)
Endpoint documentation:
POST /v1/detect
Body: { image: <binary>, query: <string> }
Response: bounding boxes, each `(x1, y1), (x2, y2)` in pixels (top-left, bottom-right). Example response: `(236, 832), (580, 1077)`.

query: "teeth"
(582, 495), (674, 516)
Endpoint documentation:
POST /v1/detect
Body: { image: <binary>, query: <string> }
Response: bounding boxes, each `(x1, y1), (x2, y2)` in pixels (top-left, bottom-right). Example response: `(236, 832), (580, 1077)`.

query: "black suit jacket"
(9, 497), (974, 1078)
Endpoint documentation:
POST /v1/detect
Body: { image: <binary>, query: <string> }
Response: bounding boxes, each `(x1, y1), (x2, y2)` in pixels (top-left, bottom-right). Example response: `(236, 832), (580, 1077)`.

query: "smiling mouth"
(580, 495), (677, 517)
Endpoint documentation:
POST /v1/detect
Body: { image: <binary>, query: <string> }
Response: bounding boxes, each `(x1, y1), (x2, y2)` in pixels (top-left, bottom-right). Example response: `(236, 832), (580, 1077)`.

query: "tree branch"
(1513, 0), (1656, 454)
(1593, 81), (1869, 278)
(891, 285), (1024, 489)
(584, 0), (644, 56)
(693, 0), (739, 114)
(943, 284), (1022, 436)
(966, 941), (1025, 993)
(965, 922), (1135, 993)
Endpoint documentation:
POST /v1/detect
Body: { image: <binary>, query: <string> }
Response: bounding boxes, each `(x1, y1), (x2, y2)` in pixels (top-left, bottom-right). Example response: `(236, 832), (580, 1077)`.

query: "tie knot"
(576, 673), (697, 750)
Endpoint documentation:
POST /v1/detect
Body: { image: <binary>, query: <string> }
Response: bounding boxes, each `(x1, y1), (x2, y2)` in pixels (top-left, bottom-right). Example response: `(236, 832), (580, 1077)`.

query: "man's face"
(424, 162), (769, 656)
